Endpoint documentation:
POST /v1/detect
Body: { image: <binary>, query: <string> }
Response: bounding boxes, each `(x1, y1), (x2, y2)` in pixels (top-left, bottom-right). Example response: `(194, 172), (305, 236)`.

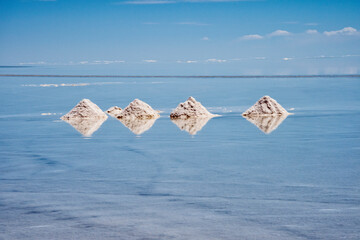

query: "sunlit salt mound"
(170, 97), (217, 119)
(242, 96), (289, 116)
(60, 99), (108, 137)
(106, 106), (122, 117)
(62, 117), (107, 137)
(243, 114), (288, 134)
(119, 117), (157, 135)
(116, 99), (160, 119)
(171, 116), (212, 135)
(61, 99), (108, 120)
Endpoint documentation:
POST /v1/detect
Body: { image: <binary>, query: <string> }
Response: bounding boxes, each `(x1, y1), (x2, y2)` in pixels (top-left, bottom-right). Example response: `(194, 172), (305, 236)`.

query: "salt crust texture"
(106, 106), (122, 117)
(242, 96), (289, 116)
(61, 99), (108, 119)
(170, 97), (216, 119)
(243, 114), (288, 134)
(115, 99), (160, 119)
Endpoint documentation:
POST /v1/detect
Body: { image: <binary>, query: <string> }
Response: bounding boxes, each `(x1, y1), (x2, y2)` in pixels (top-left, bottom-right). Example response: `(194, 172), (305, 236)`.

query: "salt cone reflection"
(171, 117), (213, 135)
(118, 117), (157, 135)
(62, 117), (107, 137)
(243, 114), (288, 134)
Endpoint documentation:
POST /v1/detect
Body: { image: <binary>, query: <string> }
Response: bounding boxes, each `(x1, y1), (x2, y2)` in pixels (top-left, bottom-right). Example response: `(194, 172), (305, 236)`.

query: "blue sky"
(0, 0), (359, 74)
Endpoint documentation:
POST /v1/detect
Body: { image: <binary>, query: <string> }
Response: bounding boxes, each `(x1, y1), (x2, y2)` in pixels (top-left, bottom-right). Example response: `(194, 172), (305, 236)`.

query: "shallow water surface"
(0, 76), (359, 239)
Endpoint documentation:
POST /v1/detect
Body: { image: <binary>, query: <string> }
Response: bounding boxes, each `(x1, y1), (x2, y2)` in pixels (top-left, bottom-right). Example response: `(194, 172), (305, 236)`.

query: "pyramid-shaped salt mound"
(242, 96), (288, 116)
(61, 99), (108, 120)
(171, 116), (212, 135)
(243, 114), (288, 134)
(170, 97), (216, 119)
(116, 99), (159, 119)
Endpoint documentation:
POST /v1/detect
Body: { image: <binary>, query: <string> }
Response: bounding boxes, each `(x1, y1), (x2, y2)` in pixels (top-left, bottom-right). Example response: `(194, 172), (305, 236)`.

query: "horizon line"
(0, 74), (359, 78)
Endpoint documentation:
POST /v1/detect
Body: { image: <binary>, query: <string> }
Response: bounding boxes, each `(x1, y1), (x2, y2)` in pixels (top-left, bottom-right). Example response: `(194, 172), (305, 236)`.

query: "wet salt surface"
(0, 76), (360, 239)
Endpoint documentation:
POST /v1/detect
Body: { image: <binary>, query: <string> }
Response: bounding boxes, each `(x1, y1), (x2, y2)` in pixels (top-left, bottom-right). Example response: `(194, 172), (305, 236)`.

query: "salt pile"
(61, 99), (108, 120)
(242, 96), (289, 116)
(170, 97), (217, 119)
(243, 114), (288, 134)
(61, 99), (108, 136)
(106, 106), (122, 117)
(171, 116), (212, 135)
(115, 99), (160, 119)
(119, 118), (157, 135)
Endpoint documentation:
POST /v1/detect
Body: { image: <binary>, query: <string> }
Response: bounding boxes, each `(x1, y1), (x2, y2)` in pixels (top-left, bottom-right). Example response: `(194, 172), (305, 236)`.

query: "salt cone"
(61, 99), (108, 137)
(61, 99), (108, 120)
(242, 96), (288, 116)
(116, 99), (160, 119)
(170, 97), (216, 119)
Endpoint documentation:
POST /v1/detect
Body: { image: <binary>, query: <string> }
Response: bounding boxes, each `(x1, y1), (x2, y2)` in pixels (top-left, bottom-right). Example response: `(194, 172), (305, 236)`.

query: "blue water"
(0, 75), (359, 239)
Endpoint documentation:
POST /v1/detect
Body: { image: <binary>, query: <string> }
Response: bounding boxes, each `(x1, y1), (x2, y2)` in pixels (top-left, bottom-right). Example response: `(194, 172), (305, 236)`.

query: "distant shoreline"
(0, 74), (359, 78)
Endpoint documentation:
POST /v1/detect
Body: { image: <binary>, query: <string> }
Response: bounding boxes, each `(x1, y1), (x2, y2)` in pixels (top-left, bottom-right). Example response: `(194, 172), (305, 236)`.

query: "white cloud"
(282, 57), (293, 61)
(306, 29), (318, 34)
(324, 27), (358, 36)
(239, 34), (263, 40)
(230, 57), (266, 61)
(268, 30), (291, 37)
(253, 57), (266, 60)
(206, 58), (227, 63)
(305, 54), (360, 59)
(177, 60), (198, 63)
(19, 61), (47, 65)
(93, 60), (125, 64)
(79, 61), (89, 64)
(202, 36), (209, 40)
(143, 59), (157, 63)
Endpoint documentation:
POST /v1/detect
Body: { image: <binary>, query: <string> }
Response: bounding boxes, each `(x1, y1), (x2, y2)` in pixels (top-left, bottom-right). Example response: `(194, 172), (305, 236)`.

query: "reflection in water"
(243, 114), (288, 134)
(171, 117), (213, 135)
(62, 117), (107, 137)
(118, 117), (158, 135)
